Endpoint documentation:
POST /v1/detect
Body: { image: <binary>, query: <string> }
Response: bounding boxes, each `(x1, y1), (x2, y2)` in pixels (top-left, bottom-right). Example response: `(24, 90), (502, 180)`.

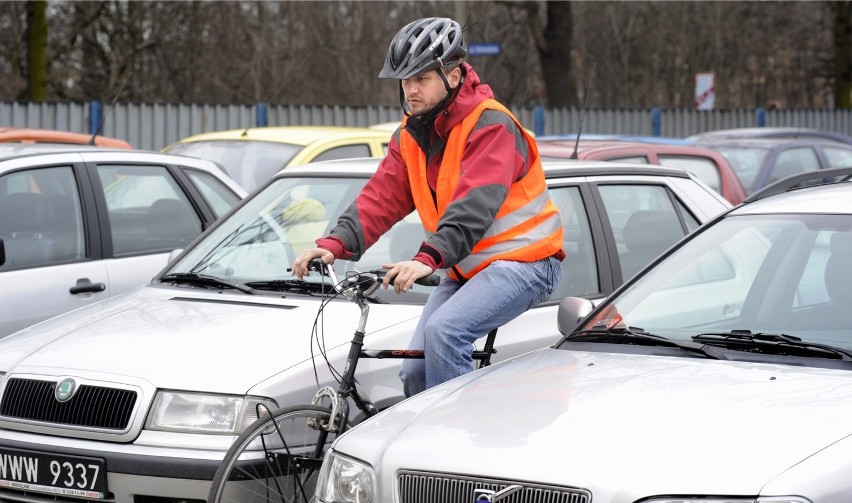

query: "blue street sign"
(467, 42), (501, 56)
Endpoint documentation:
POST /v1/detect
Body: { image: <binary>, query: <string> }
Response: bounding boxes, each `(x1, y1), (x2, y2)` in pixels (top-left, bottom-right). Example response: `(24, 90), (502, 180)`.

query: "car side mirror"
(167, 248), (184, 265)
(557, 296), (595, 335)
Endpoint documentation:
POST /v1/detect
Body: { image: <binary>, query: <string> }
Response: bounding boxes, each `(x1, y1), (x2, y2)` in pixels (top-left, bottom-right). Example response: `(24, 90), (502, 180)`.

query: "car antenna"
(570, 62), (597, 160)
(88, 72), (132, 146)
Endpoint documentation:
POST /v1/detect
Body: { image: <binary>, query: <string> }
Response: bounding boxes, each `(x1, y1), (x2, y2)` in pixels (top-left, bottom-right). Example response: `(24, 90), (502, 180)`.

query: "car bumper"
(0, 431), (228, 503)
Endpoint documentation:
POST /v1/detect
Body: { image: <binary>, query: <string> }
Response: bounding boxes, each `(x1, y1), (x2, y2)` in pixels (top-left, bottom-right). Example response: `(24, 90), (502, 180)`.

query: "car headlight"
(145, 391), (276, 434)
(314, 450), (376, 503)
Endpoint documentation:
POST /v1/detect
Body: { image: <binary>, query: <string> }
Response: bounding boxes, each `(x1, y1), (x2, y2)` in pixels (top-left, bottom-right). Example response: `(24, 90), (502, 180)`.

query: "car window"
(766, 147), (820, 185)
(169, 176), (436, 304)
(658, 155), (722, 193)
(183, 168), (241, 218)
(167, 140), (299, 191)
(597, 184), (687, 280)
(713, 146), (770, 193)
(311, 144), (372, 163)
(96, 164), (202, 256)
(823, 146), (852, 169)
(548, 186), (598, 298)
(0, 166), (85, 269)
(589, 215), (852, 348)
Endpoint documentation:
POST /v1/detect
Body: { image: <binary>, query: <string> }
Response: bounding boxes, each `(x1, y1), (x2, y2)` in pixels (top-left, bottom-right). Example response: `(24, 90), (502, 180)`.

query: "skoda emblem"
(55, 378), (78, 402)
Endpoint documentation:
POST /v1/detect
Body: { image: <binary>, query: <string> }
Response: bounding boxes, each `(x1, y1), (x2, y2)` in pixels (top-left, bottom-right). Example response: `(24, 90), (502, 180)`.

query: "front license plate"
(0, 446), (107, 499)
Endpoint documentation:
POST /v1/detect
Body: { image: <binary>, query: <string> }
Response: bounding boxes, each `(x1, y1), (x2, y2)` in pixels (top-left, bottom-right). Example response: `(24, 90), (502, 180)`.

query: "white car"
(318, 168), (852, 503)
(0, 157), (728, 503)
(0, 145), (246, 337)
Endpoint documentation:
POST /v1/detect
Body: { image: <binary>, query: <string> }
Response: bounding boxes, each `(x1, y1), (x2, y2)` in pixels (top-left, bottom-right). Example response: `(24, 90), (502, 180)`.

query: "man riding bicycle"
(291, 16), (564, 397)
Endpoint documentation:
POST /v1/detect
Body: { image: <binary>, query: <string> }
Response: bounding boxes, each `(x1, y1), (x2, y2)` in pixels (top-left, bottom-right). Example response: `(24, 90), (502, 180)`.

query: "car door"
(87, 162), (210, 296)
(588, 179), (700, 284)
(0, 161), (109, 337)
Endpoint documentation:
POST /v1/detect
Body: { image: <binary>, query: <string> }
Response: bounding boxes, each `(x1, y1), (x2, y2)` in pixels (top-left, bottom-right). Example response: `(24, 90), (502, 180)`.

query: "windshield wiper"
(160, 272), (255, 295)
(244, 279), (336, 296)
(692, 330), (852, 361)
(565, 325), (725, 360)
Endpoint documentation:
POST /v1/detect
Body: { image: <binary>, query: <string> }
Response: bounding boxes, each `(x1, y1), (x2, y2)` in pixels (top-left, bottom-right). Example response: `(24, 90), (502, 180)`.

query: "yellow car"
(163, 126), (391, 191)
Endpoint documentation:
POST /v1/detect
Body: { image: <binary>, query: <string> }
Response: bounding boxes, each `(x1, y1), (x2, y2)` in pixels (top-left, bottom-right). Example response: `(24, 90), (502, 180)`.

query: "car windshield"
(575, 213), (852, 351)
(165, 175), (435, 304)
(712, 146), (770, 192)
(168, 140), (302, 190)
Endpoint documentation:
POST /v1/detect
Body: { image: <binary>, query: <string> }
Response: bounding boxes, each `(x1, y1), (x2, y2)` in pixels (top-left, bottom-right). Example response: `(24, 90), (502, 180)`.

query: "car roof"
(0, 143), (134, 160)
(691, 136), (852, 148)
(172, 126), (391, 147)
(0, 127), (133, 149)
(279, 156), (693, 179)
(734, 181), (852, 216)
(537, 139), (723, 157)
(537, 134), (691, 145)
(688, 127), (852, 144)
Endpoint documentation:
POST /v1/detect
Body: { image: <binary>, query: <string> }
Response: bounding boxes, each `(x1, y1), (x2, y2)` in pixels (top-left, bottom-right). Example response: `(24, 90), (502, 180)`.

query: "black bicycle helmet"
(379, 17), (467, 80)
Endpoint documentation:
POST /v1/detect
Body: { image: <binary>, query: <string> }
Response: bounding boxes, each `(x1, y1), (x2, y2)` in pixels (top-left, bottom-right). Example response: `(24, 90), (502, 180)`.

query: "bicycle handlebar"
(307, 259), (441, 292)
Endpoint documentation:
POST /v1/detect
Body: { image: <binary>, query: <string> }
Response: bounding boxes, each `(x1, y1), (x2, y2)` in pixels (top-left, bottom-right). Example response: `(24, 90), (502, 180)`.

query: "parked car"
(0, 127), (132, 148)
(0, 145), (245, 337)
(319, 167), (852, 503)
(162, 126), (391, 191)
(537, 138), (747, 204)
(692, 136), (852, 194)
(688, 126), (852, 145)
(537, 133), (691, 145)
(0, 157), (728, 503)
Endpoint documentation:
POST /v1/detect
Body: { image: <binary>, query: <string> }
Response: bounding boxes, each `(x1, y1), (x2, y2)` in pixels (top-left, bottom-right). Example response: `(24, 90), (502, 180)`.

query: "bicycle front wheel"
(208, 405), (347, 503)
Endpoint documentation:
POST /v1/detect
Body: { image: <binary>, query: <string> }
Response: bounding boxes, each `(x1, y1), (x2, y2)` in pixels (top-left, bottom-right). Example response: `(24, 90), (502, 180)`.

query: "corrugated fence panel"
(2, 101), (851, 151)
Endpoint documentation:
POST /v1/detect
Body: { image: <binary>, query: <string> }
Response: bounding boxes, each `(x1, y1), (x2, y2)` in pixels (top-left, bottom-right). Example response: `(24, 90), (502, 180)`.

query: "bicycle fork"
(309, 298), (379, 431)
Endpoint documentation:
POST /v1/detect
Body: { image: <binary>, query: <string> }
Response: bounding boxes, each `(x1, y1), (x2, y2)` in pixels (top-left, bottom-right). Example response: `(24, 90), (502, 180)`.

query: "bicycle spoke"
(209, 406), (345, 503)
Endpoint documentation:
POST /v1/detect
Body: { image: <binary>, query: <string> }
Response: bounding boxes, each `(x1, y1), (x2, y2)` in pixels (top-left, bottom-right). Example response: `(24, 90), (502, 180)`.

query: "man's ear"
(448, 66), (462, 89)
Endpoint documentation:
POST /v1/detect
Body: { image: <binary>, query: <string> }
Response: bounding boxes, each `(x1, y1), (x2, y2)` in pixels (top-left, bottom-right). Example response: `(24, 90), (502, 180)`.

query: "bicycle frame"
(309, 262), (497, 429)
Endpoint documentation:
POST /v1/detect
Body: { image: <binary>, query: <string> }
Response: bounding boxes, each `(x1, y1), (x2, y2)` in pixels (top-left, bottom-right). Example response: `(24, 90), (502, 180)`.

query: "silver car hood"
(0, 285), (421, 394)
(336, 347), (852, 496)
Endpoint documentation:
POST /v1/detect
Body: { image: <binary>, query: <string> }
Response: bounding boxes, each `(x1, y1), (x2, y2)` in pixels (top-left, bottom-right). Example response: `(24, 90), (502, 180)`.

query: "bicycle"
(207, 260), (498, 503)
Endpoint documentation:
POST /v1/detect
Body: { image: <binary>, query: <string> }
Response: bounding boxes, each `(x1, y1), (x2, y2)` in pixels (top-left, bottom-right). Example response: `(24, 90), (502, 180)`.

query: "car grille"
(397, 471), (591, 503)
(0, 378), (137, 430)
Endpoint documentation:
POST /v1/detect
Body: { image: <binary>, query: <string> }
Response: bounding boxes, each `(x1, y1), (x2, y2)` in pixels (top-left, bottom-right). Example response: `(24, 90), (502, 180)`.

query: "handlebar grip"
(416, 274), (441, 287)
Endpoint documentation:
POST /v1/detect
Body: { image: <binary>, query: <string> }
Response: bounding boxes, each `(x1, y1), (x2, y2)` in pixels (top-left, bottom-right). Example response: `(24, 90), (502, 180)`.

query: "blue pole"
(755, 107), (766, 127)
(89, 101), (102, 135)
(534, 106), (544, 136)
(257, 102), (268, 127)
(651, 107), (662, 137)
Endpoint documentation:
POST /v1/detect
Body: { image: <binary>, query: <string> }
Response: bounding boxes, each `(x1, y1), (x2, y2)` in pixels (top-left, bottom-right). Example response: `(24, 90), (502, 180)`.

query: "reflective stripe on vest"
(400, 99), (562, 280)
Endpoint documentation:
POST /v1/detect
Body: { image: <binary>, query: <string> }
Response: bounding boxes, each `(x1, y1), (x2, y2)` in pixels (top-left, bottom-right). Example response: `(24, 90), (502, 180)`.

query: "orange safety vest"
(400, 99), (563, 280)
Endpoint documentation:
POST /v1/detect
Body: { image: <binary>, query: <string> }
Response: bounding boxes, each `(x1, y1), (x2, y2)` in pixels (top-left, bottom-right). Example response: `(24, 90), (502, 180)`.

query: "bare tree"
(832, 1), (852, 107)
(2, 0), (848, 109)
(26, 0), (47, 101)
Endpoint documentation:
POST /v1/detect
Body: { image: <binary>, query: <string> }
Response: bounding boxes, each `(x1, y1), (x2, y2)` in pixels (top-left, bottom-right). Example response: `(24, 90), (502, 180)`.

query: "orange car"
(0, 127), (132, 149)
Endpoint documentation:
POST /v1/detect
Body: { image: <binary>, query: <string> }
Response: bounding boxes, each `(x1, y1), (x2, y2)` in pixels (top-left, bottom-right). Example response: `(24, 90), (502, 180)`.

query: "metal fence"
(2, 100), (851, 151)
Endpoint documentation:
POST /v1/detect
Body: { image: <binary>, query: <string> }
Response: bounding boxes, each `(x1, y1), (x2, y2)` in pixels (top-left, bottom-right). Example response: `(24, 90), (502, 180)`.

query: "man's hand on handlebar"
(290, 248), (335, 280)
(382, 260), (435, 294)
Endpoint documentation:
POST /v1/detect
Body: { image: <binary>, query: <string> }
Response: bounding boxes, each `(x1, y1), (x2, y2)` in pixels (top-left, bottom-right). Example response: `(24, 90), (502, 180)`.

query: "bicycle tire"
(208, 404), (349, 503)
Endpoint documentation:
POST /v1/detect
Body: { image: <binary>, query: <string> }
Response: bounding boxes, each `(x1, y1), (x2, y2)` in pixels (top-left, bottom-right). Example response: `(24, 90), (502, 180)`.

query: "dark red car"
(537, 138), (747, 205)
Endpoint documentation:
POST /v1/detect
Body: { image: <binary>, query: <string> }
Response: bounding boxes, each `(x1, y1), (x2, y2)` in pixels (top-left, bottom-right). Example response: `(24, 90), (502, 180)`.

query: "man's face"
(401, 67), (461, 116)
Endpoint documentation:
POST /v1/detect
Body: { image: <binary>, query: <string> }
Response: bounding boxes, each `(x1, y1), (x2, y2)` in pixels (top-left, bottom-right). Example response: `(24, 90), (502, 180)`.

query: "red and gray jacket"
(317, 63), (565, 279)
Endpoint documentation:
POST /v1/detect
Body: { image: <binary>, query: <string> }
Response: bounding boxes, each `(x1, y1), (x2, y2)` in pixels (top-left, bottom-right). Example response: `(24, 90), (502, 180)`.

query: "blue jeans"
(399, 256), (562, 397)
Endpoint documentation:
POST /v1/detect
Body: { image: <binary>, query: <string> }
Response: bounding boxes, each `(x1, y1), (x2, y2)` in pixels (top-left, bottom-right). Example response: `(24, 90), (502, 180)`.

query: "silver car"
(317, 167), (852, 503)
(0, 158), (727, 503)
(0, 145), (245, 337)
